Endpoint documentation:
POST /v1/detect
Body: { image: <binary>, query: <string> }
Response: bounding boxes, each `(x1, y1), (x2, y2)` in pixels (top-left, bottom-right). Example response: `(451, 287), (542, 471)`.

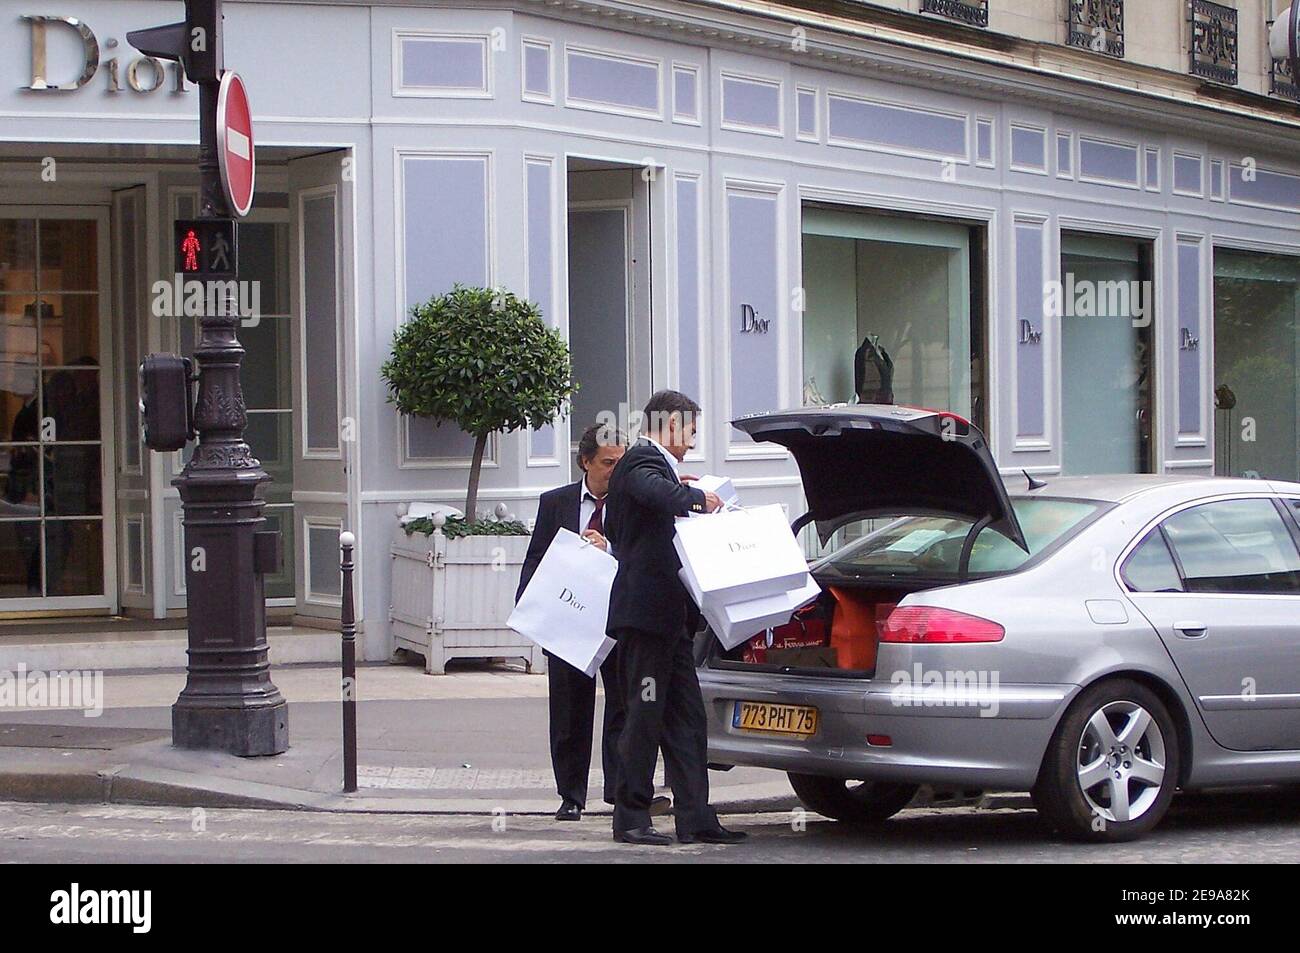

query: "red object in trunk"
(741, 606), (827, 664)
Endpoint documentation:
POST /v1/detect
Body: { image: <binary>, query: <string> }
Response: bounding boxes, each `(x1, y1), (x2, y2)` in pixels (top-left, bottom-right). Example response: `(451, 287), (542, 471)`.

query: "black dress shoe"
(555, 799), (583, 821)
(649, 795), (672, 817)
(613, 826), (672, 846)
(678, 823), (748, 845)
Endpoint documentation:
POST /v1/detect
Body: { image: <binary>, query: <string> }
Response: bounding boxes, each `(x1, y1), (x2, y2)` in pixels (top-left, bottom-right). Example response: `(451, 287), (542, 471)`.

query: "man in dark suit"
(517, 424), (628, 821)
(605, 390), (747, 846)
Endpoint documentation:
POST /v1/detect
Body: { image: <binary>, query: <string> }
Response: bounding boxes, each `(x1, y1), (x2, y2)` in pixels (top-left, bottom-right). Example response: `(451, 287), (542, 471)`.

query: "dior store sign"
(20, 14), (190, 93)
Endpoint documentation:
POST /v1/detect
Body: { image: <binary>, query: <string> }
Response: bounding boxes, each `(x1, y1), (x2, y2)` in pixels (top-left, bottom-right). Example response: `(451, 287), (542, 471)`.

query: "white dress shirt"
(578, 475), (605, 533)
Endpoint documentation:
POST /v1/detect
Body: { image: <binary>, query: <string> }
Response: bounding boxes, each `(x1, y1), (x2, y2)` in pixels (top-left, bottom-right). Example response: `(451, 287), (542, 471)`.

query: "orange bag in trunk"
(827, 587), (893, 672)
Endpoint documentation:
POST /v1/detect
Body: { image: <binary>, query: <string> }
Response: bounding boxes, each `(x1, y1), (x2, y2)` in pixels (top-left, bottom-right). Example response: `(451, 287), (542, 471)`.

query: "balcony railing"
(920, 0), (989, 29)
(1066, 0), (1125, 59)
(1188, 0), (1238, 86)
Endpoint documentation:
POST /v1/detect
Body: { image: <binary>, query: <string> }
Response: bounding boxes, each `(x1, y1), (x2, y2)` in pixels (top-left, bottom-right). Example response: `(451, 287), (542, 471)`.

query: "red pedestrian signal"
(181, 228), (201, 272)
(173, 219), (237, 277)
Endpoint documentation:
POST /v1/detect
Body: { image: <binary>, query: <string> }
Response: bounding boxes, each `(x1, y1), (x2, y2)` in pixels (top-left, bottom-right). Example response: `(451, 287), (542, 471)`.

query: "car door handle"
(1174, 621), (1207, 639)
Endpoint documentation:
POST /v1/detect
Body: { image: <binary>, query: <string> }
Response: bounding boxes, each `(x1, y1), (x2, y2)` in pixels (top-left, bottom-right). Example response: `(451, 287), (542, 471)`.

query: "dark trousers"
(546, 647), (624, 808)
(612, 625), (715, 836)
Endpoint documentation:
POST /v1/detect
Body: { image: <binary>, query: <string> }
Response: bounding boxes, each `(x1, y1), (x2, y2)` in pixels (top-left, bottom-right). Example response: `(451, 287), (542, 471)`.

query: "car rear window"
(821, 498), (1101, 581)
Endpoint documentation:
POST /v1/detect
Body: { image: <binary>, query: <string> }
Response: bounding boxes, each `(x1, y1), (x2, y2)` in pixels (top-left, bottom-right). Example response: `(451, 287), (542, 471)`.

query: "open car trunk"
(708, 575), (937, 678)
(703, 405), (1028, 678)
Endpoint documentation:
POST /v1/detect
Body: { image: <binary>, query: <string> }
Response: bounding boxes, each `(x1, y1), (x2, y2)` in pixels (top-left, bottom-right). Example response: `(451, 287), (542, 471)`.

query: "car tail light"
(879, 606), (1004, 643)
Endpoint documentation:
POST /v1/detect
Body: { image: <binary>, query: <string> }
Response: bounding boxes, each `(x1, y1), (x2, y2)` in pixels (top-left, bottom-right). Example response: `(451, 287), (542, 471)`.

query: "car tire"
(787, 773), (919, 823)
(1032, 678), (1180, 843)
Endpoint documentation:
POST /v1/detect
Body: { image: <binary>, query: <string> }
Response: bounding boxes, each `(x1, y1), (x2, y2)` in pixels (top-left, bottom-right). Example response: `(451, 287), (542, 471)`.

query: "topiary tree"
(381, 285), (576, 522)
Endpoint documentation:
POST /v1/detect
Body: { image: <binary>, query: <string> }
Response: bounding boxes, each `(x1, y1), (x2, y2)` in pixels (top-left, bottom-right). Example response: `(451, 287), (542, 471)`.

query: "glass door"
(0, 211), (114, 611)
(1059, 233), (1155, 475)
(1212, 248), (1300, 481)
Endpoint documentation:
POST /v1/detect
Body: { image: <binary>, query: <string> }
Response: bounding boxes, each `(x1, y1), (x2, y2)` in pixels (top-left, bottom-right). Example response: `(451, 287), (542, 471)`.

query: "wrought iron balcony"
(1189, 0), (1238, 86)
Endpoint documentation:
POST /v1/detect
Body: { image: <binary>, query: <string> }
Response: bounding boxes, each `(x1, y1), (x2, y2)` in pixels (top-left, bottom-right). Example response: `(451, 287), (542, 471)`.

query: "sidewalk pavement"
(0, 660), (801, 816)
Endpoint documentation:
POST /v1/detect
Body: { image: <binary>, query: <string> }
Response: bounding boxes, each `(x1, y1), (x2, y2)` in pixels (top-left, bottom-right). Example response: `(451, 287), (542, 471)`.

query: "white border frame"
(825, 88), (971, 165)
(392, 149), (500, 469)
(391, 30), (493, 100)
(1225, 162), (1300, 213)
(1076, 134), (1142, 190)
(722, 177), (788, 461)
(563, 44), (664, 121)
(719, 70), (785, 138)
(974, 116), (995, 168)
(524, 152), (563, 469)
(298, 184), (345, 459)
(520, 36), (555, 105)
(302, 515), (344, 607)
(795, 85), (820, 143)
(1009, 123), (1049, 176)
(1172, 152), (1205, 198)
(1144, 146), (1162, 192)
(1010, 212), (1054, 454)
(1055, 129), (1074, 180)
(1174, 231), (1209, 450)
(672, 170), (710, 465)
(671, 62), (701, 126)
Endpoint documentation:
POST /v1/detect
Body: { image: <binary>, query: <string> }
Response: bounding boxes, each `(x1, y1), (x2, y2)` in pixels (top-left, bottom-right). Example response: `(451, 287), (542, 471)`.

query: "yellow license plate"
(732, 701), (819, 737)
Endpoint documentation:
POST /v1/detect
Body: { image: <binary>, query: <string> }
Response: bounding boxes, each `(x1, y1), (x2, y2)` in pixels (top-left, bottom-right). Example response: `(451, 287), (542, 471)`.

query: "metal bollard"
(340, 531), (358, 793)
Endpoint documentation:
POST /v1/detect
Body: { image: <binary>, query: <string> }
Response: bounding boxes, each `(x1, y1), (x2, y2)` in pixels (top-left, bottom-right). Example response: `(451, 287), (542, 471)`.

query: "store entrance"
(0, 210), (114, 611)
(565, 158), (653, 464)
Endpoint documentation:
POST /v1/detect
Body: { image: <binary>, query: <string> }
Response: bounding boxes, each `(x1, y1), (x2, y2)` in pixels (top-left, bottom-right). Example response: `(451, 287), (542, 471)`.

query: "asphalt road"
(1, 787), (1297, 863)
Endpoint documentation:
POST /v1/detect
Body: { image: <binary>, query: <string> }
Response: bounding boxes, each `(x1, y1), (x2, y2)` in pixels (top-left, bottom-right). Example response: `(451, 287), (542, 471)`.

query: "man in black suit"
(605, 390), (747, 846)
(517, 424), (628, 821)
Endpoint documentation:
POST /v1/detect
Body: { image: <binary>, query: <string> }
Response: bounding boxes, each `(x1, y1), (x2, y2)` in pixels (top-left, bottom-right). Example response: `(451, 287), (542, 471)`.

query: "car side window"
(1121, 530), (1183, 593)
(1161, 499), (1300, 595)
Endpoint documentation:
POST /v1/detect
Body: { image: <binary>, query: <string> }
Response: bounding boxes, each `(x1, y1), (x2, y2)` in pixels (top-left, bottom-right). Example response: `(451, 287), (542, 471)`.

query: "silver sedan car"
(698, 405), (1300, 841)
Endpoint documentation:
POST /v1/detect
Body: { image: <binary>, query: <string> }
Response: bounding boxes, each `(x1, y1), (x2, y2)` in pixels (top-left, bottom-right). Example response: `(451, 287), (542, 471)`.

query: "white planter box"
(389, 524), (545, 675)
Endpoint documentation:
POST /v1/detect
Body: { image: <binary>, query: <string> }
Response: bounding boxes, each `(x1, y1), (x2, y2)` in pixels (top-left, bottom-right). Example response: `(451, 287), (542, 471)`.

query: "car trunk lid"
(732, 404), (1027, 551)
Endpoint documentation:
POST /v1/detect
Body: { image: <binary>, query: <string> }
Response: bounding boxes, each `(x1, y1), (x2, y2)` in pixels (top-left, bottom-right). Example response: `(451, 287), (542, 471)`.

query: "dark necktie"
(585, 494), (605, 534)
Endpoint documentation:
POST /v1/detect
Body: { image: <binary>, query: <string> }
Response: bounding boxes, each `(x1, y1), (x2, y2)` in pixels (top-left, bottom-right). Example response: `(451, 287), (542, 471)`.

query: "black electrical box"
(140, 353), (194, 452)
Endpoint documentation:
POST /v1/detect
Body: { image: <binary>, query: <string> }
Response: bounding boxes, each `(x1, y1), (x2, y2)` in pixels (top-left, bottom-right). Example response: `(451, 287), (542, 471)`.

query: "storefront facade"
(4, 0), (1300, 661)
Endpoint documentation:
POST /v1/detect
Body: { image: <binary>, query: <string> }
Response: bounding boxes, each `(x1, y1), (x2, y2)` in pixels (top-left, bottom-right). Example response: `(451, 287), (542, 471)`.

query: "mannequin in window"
(854, 333), (895, 405)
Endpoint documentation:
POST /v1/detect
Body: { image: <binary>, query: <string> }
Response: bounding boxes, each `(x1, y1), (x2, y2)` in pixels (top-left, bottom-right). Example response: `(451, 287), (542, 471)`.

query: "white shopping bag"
(508, 528), (617, 677)
(680, 569), (820, 650)
(673, 503), (809, 609)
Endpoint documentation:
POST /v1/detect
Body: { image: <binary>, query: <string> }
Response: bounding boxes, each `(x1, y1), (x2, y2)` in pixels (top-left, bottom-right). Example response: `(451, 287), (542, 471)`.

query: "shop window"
(800, 206), (984, 430)
(1213, 249), (1300, 482)
(1059, 233), (1154, 475)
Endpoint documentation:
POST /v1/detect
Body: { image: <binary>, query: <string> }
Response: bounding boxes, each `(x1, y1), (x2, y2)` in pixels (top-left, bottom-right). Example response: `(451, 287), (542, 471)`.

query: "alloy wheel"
(1075, 699), (1167, 823)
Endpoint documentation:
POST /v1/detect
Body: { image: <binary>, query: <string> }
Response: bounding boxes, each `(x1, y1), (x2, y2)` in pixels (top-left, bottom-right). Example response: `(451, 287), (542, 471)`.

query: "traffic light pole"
(134, 2), (287, 755)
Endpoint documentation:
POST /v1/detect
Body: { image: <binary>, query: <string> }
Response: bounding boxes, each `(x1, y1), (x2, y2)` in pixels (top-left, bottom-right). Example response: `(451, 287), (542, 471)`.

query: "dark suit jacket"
(516, 480), (582, 602)
(604, 439), (708, 638)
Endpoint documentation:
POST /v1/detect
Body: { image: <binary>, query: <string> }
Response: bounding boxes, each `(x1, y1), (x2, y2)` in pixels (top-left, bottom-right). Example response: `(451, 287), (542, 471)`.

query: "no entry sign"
(216, 71), (255, 218)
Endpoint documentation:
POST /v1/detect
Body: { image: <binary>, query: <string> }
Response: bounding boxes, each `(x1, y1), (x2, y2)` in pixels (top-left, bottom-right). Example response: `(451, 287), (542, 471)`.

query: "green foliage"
(380, 285), (576, 438)
(380, 285), (576, 522)
(403, 515), (530, 540)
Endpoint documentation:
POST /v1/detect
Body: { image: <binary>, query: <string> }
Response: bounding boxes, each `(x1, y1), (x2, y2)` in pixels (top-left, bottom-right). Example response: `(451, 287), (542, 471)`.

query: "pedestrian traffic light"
(139, 354), (195, 452)
(127, 0), (223, 84)
(174, 219), (237, 277)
